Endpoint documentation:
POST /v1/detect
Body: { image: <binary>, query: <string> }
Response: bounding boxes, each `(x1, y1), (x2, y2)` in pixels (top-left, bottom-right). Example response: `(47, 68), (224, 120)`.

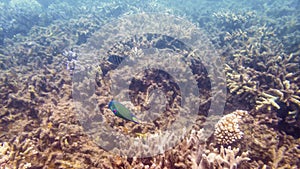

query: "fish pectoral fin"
(132, 117), (140, 123)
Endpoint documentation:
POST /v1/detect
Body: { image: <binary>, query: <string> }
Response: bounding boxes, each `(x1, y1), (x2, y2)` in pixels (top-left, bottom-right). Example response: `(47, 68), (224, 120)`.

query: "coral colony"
(0, 0), (299, 168)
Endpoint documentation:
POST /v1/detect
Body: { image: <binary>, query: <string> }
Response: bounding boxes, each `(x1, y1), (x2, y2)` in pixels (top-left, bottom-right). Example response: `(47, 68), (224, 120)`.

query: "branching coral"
(199, 145), (250, 169)
(0, 137), (38, 169)
(256, 92), (280, 110)
(0, 1), (299, 168)
(225, 64), (258, 96)
(187, 129), (206, 168)
(212, 10), (256, 29)
(233, 109), (300, 168)
(222, 17), (300, 128)
(0, 142), (11, 167)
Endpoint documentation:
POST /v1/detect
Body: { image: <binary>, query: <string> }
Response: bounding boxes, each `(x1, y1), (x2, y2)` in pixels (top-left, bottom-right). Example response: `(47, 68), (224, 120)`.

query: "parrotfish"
(108, 100), (140, 124)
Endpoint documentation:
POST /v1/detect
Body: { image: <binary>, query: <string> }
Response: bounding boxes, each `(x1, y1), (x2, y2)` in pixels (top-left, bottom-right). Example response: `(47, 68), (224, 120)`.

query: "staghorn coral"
(220, 12), (300, 129)
(0, 0), (300, 168)
(186, 129), (206, 168)
(214, 110), (247, 145)
(0, 142), (11, 168)
(9, 0), (42, 13)
(237, 109), (300, 168)
(71, 12), (225, 157)
(212, 10), (256, 30)
(199, 145), (250, 169)
(0, 136), (38, 169)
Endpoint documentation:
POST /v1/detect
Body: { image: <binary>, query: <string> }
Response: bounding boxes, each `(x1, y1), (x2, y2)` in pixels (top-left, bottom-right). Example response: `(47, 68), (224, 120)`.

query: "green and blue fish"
(108, 100), (140, 124)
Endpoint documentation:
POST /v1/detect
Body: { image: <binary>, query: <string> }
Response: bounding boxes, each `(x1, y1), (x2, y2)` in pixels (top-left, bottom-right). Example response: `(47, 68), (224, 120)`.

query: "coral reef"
(204, 6), (300, 133)
(0, 0), (300, 168)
